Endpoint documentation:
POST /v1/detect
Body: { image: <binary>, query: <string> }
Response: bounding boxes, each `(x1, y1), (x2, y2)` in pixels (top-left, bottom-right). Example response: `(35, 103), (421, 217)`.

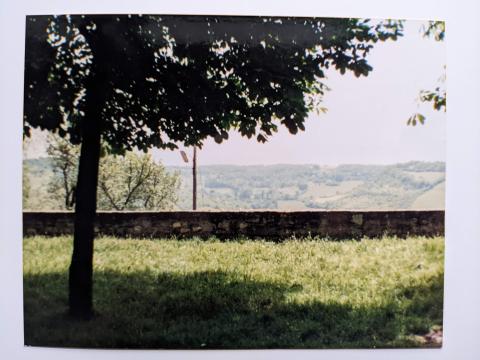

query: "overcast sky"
(25, 19), (446, 166)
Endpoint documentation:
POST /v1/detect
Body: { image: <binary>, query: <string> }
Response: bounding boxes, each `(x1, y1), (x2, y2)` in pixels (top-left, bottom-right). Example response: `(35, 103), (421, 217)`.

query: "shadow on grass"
(24, 270), (443, 349)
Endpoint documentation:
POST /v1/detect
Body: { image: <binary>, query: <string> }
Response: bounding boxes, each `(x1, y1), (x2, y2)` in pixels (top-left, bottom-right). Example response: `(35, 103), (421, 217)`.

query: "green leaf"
(418, 114), (425, 125)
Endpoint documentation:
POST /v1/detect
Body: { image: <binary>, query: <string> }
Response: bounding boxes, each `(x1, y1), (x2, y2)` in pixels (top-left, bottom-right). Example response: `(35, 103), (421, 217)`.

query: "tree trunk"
(68, 83), (105, 319)
(192, 146), (197, 210)
(68, 120), (101, 318)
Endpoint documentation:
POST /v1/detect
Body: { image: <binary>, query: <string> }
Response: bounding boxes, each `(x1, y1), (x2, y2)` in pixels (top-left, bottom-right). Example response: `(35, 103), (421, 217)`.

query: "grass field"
(23, 235), (444, 349)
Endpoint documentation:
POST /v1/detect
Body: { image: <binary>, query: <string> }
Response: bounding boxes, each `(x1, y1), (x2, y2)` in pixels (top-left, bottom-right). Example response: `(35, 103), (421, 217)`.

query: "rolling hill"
(23, 159), (445, 211)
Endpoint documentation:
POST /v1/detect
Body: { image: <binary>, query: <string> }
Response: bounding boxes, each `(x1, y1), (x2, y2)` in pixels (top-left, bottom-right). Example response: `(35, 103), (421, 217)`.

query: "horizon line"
(164, 161), (445, 167)
(24, 156), (446, 167)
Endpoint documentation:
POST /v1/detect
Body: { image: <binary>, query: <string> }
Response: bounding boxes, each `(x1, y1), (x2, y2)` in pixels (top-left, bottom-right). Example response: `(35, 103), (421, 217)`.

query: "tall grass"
(23, 235), (444, 348)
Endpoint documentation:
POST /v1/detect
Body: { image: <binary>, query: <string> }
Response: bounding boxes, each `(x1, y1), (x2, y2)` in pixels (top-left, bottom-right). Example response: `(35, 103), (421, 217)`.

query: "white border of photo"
(1, 1), (479, 359)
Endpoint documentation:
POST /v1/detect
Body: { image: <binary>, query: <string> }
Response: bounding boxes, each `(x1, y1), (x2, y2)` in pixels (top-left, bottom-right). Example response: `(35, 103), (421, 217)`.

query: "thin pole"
(192, 146), (197, 210)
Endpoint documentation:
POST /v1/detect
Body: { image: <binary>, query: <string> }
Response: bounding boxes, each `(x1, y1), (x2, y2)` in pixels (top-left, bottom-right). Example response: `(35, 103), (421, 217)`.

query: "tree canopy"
(24, 15), (403, 148)
(98, 152), (180, 211)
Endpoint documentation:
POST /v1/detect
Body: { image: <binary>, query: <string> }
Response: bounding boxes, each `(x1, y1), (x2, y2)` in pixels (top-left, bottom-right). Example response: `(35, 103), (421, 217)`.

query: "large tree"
(24, 15), (402, 318)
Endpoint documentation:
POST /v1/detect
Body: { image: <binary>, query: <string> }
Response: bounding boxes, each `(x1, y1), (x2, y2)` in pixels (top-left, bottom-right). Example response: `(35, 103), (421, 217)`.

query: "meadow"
(23, 235), (444, 349)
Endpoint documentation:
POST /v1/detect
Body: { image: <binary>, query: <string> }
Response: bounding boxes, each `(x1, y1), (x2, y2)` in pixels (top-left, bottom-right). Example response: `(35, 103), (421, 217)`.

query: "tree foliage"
(46, 135), (180, 211)
(423, 20), (445, 42)
(98, 153), (180, 211)
(24, 15), (403, 149)
(47, 135), (79, 209)
(408, 21), (446, 126)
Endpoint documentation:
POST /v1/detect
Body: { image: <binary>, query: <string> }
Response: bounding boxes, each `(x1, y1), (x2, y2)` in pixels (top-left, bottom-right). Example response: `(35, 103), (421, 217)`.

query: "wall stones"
(23, 210), (444, 240)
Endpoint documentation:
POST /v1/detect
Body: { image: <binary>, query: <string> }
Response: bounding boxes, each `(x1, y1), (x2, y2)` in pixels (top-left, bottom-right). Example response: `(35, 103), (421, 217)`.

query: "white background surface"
(1, 0), (479, 359)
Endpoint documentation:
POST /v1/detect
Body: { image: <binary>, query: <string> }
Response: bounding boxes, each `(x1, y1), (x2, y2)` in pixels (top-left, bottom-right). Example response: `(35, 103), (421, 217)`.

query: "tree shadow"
(24, 270), (443, 349)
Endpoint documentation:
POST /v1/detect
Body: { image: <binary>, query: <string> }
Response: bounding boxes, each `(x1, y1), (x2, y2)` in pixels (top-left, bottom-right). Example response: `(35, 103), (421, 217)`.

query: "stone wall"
(23, 210), (444, 240)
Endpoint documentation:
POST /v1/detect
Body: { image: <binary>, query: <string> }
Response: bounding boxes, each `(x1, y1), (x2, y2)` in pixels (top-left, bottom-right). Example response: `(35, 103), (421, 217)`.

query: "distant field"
(411, 182), (446, 209)
(24, 235), (444, 348)
(405, 171), (444, 183)
(305, 180), (362, 198)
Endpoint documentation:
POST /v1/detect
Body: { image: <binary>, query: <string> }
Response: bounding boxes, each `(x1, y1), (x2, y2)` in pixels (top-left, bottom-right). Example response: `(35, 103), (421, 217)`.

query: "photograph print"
(22, 14), (445, 349)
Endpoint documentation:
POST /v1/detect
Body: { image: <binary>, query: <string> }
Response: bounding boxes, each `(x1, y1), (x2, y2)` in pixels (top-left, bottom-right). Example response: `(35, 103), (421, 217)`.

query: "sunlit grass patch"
(23, 235), (444, 348)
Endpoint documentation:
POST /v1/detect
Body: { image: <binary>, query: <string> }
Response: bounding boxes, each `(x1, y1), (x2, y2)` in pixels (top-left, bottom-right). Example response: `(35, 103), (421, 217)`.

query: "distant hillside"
(173, 161), (445, 210)
(23, 159), (445, 211)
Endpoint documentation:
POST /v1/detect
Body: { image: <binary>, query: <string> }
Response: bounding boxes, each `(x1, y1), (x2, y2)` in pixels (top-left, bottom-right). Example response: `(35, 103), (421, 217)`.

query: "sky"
(151, 19), (446, 167)
(24, 19), (446, 167)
